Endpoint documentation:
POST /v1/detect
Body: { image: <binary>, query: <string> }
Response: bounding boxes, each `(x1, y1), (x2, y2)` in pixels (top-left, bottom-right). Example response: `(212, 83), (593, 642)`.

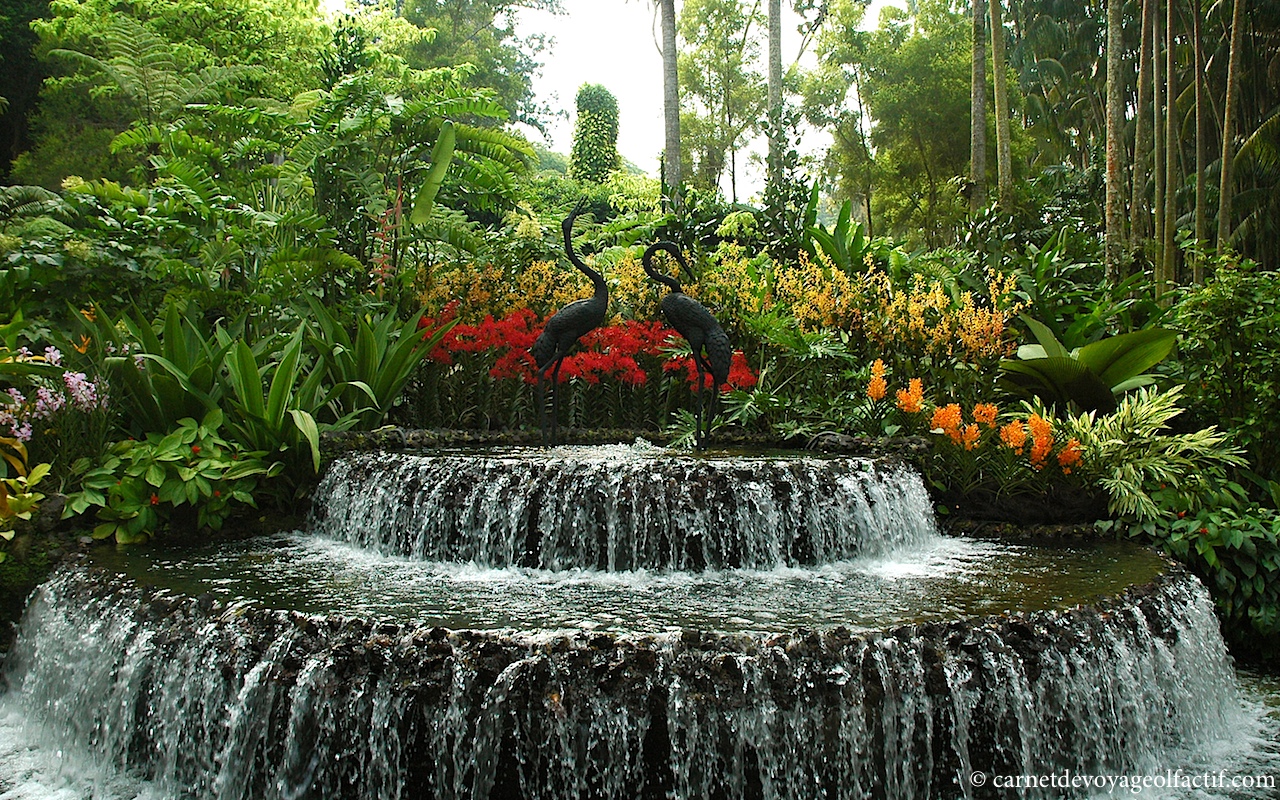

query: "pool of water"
(84, 532), (1168, 636)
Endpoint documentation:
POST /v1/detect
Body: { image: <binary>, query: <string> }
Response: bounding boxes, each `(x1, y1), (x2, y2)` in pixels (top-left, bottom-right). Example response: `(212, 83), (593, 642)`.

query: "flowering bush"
(405, 306), (757, 430)
(859, 363), (1094, 521)
(0, 345), (110, 483)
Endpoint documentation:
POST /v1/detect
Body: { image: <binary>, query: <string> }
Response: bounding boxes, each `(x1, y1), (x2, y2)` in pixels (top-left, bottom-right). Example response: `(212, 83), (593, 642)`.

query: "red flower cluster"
(661, 351), (758, 391)
(418, 307), (758, 390)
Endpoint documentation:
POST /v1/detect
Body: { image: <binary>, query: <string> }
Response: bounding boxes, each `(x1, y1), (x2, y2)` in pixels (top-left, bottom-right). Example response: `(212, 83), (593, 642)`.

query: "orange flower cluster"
(867, 379), (1083, 476)
(1028, 414), (1053, 469)
(896, 379), (924, 413)
(999, 419), (1027, 454)
(867, 359), (887, 401)
(1057, 438), (1083, 474)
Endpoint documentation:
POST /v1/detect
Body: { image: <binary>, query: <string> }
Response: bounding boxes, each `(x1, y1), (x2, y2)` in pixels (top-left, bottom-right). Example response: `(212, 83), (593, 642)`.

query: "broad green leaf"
(410, 120), (457, 224)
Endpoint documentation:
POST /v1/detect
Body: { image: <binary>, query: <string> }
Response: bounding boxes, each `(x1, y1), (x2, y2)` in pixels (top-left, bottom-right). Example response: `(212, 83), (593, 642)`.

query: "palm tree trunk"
(1216, 0), (1244, 254)
(767, 0), (782, 189)
(660, 0), (683, 205)
(1193, 0), (1207, 281)
(990, 0), (1013, 205)
(1130, 0), (1155, 250)
(1104, 0), (1125, 280)
(1160, 0), (1178, 299)
(970, 0), (989, 213)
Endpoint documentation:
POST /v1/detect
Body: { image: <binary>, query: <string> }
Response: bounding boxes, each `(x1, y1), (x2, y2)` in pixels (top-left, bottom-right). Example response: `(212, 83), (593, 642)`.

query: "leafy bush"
(63, 410), (280, 544)
(1067, 386), (1245, 522)
(1166, 256), (1280, 487)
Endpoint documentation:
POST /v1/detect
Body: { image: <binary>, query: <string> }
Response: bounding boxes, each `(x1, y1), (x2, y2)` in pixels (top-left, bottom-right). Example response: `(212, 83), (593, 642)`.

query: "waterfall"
(1, 565), (1246, 800)
(309, 447), (938, 570)
(3, 447), (1273, 799)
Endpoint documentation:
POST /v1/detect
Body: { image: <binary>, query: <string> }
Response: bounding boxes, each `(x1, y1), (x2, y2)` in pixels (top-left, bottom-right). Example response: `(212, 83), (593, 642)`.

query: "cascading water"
(310, 446), (938, 570)
(1, 444), (1276, 799)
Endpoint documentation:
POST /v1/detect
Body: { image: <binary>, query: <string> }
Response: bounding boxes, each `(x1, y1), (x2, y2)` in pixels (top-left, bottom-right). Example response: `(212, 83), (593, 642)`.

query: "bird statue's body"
(530, 200), (608, 445)
(642, 241), (732, 448)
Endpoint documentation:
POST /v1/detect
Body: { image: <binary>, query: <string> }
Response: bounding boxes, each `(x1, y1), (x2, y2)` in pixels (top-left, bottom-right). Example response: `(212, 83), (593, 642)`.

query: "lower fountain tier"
(3, 547), (1240, 800)
(309, 447), (939, 570)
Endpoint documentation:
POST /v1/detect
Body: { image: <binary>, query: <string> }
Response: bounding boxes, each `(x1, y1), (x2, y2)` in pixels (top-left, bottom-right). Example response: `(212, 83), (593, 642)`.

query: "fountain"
(0, 443), (1276, 799)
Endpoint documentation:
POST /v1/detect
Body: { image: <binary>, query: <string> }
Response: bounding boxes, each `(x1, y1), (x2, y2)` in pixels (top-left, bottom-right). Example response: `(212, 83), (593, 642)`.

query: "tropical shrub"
(999, 315), (1178, 415)
(1066, 386), (1245, 523)
(1166, 256), (1280, 487)
(63, 410), (280, 544)
(0, 439), (51, 563)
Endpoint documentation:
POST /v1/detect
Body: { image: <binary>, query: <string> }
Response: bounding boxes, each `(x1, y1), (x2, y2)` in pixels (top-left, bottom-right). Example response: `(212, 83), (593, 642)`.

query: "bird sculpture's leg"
(694, 358), (707, 449)
(550, 357), (564, 445)
(696, 353), (718, 448)
(537, 367), (547, 446)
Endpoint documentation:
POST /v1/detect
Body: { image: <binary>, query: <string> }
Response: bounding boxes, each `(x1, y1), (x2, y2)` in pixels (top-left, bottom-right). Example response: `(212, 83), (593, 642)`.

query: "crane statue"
(642, 241), (731, 449)
(530, 199), (608, 445)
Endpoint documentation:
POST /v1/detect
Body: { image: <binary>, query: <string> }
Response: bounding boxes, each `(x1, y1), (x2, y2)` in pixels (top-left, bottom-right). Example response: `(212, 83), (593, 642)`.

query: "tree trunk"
(1193, 0), (1207, 281)
(1153, 0), (1165, 274)
(1104, 0), (1125, 280)
(661, 0), (683, 204)
(970, 0), (989, 213)
(1217, 0), (1244, 254)
(1130, 0), (1155, 252)
(1160, 0), (1178, 299)
(767, 0), (783, 189)
(990, 0), (1013, 205)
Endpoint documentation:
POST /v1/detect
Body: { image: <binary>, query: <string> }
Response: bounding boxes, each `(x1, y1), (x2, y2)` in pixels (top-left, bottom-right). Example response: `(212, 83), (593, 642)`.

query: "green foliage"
(0, 438), (50, 563)
(304, 298), (455, 430)
(806, 197), (870, 274)
(568, 84), (620, 184)
(1165, 505), (1280, 648)
(63, 410), (280, 544)
(1000, 316), (1177, 414)
(1166, 257), (1280, 486)
(1067, 386), (1245, 522)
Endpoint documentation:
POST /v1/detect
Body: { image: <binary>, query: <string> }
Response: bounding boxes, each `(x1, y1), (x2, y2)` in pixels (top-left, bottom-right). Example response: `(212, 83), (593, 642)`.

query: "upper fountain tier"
(309, 444), (938, 571)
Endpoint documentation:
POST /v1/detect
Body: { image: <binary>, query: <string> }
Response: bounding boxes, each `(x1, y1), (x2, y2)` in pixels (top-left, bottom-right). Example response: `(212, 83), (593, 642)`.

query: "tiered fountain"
(0, 443), (1271, 798)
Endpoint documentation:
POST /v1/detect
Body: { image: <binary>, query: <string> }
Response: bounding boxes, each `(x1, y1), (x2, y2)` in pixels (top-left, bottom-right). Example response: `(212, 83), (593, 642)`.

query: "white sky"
(513, 0), (900, 201)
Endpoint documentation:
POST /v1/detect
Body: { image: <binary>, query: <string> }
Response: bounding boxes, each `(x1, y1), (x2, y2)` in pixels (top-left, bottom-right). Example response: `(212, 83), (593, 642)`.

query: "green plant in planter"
(63, 410), (280, 544)
(999, 315), (1177, 414)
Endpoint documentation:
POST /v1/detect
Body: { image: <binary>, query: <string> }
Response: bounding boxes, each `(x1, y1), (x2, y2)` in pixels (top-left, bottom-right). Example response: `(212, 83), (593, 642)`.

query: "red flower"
(150, 493), (159, 506)
(191, 445), (201, 454)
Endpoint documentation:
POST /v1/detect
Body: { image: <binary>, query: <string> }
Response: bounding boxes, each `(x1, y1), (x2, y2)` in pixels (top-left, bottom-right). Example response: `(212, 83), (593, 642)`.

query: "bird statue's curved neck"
(563, 200), (607, 299)
(642, 241), (685, 294)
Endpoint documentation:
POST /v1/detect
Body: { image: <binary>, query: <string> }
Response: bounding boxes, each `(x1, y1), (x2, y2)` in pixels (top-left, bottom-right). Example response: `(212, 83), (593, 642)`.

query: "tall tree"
(1216, 0), (1245, 254)
(677, 0), (766, 199)
(1130, 0), (1155, 251)
(1191, 0), (1207, 281)
(1104, 0), (1124, 278)
(661, 0), (684, 199)
(399, 0), (560, 132)
(1152, 0), (1165, 271)
(1159, 0), (1177, 297)
(970, 0), (988, 212)
(767, 0), (783, 187)
(989, 0), (1013, 204)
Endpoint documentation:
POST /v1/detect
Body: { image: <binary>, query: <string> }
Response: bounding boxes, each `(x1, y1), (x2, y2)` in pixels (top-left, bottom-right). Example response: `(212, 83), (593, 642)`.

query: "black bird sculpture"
(642, 241), (732, 448)
(530, 199), (608, 445)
